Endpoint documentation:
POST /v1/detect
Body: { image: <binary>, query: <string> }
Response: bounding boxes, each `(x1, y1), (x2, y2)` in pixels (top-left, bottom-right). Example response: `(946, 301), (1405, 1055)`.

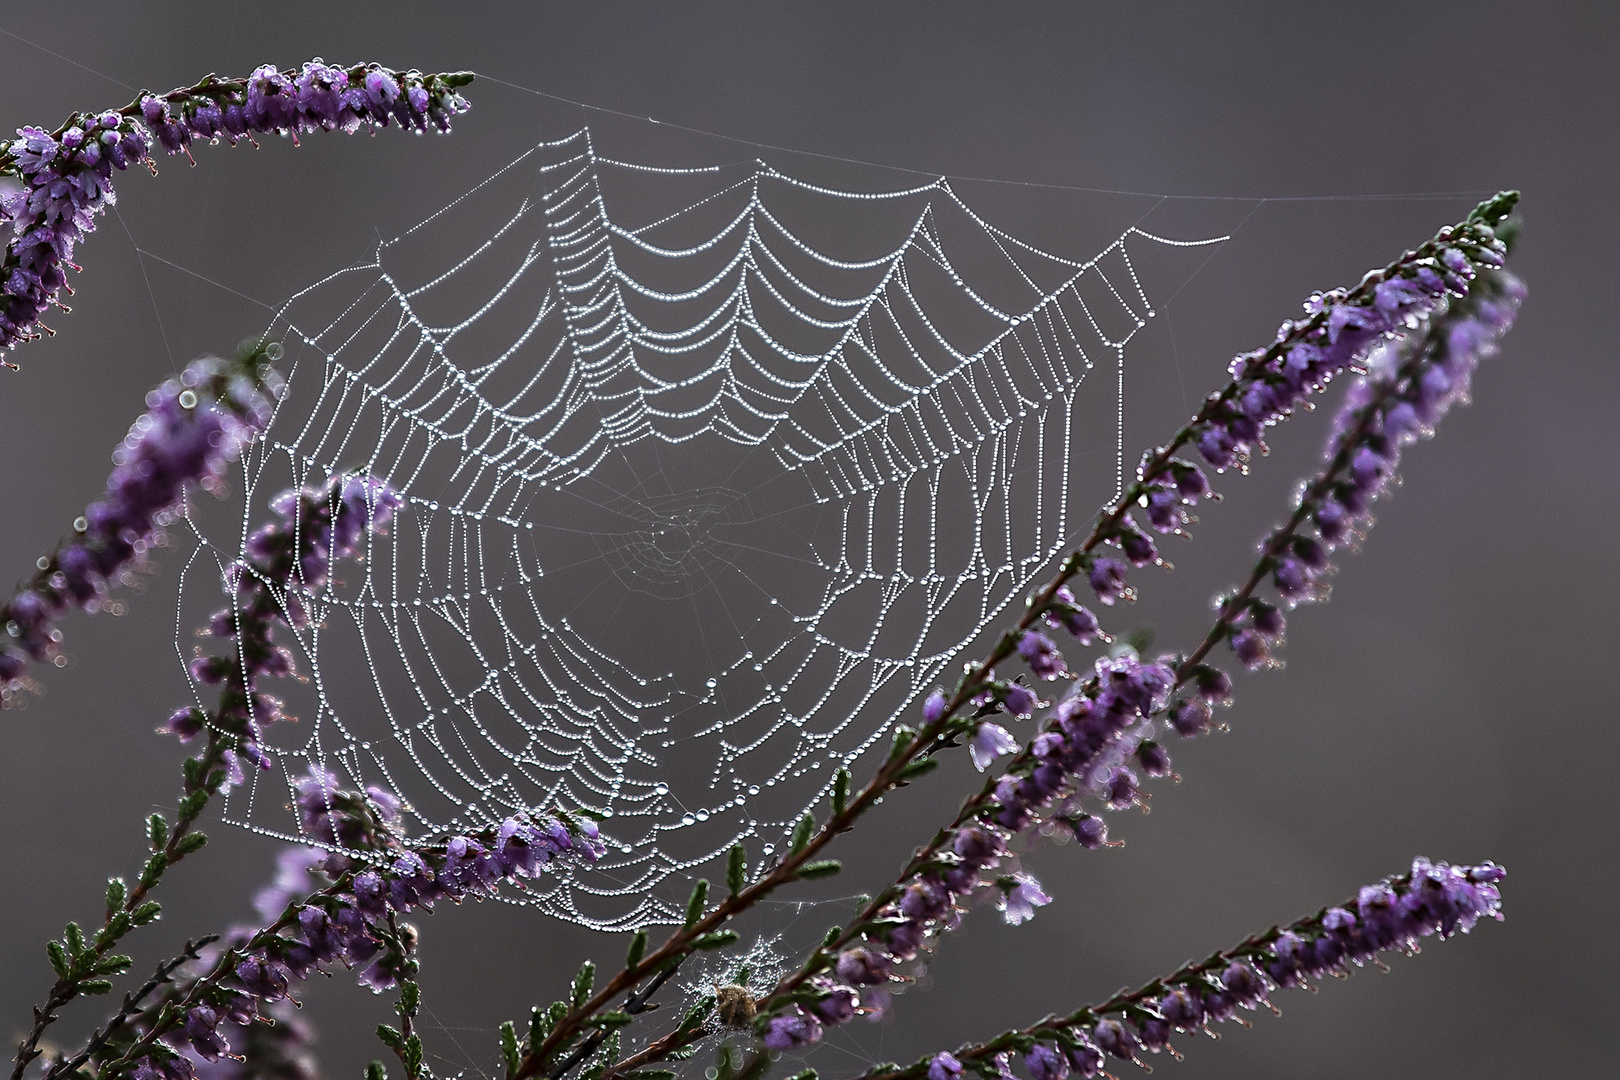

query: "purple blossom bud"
(923, 690), (949, 725)
(1024, 1044), (1068, 1080)
(928, 1053), (964, 1080)
(1087, 557), (1130, 606)
(998, 872), (1051, 926)
(1135, 740), (1172, 777)
(1064, 1040), (1105, 1078)
(835, 946), (891, 986)
(763, 1010), (822, 1051)
(969, 721), (1019, 771)
(1231, 628), (1272, 669)
(1103, 766), (1141, 810)
(1047, 587), (1107, 643)
(1017, 629), (1069, 680)
(1001, 681), (1038, 718)
(1091, 1018), (1138, 1061)
(1158, 988), (1204, 1030)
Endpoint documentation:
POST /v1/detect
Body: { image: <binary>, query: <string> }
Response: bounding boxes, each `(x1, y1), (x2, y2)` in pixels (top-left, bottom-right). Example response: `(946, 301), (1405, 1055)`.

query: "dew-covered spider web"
(173, 123), (1224, 931)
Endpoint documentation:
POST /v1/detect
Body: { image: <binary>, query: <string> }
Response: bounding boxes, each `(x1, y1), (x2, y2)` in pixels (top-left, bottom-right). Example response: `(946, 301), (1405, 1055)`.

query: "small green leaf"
(821, 925), (842, 947)
(529, 1004), (549, 1047)
(592, 1012), (633, 1029)
(105, 877), (127, 914)
(173, 832), (209, 857)
(790, 814), (814, 855)
(667, 1046), (698, 1061)
(403, 1035), (423, 1077)
(131, 901), (162, 926)
(366, 1062), (388, 1080)
(146, 812), (169, 850)
(795, 860), (842, 880)
(182, 757), (204, 788)
(499, 1020), (520, 1074)
(625, 929), (647, 972)
(684, 878), (709, 928)
(726, 844), (746, 896)
(93, 955), (133, 976)
(572, 960), (595, 1007)
(64, 922), (86, 958)
(677, 995), (716, 1034)
(375, 1025), (405, 1052)
(397, 981), (420, 1018)
(830, 768), (850, 818)
(895, 757), (938, 781)
(692, 930), (739, 950)
(139, 852), (168, 888)
(177, 791), (209, 820)
(548, 1001), (568, 1028)
(79, 979), (113, 995)
(47, 940), (70, 979)
(888, 726), (915, 760)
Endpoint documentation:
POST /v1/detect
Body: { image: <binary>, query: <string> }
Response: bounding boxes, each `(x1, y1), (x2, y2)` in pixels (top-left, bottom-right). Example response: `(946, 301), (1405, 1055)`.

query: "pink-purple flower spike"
(0, 62), (472, 366)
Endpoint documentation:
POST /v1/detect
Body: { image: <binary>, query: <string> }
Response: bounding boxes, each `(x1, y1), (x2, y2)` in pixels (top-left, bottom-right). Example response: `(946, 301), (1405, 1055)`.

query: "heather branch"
(548, 193), (1521, 1080)
(827, 860), (1505, 1080)
(748, 196), (1522, 1012)
(40, 937), (218, 1080)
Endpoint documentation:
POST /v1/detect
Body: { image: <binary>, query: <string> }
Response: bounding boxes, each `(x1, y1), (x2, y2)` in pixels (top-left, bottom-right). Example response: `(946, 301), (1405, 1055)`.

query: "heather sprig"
(0, 61), (473, 366)
(831, 858), (1505, 1080)
(1189, 260), (1525, 680)
(0, 343), (283, 706)
(605, 200), (1526, 1070)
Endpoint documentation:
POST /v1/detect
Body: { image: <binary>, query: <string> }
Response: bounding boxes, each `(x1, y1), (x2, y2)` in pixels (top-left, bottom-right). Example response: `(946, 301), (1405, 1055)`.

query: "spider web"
(173, 124), (1223, 931)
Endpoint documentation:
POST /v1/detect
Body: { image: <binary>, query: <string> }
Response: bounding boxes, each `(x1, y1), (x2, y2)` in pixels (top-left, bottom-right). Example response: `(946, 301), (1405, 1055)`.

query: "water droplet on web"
(748, 786), (759, 796)
(681, 813), (695, 826)
(654, 783), (670, 796)
(706, 678), (717, 688)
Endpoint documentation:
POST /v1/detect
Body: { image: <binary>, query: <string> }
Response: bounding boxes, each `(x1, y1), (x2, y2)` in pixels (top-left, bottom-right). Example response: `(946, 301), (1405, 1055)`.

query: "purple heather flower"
(1135, 740), (1172, 778)
(1231, 628), (1272, 669)
(1064, 1040), (1105, 1079)
(1045, 586), (1108, 644)
(928, 1053), (964, 1080)
(0, 353), (279, 690)
(923, 689), (949, 724)
(1102, 766), (1141, 810)
(1017, 629), (1070, 680)
(763, 1010), (823, 1051)
(1025, 1044), (1068, 1080)
(969, 721), (1019, 771)
(1086, 556), (1130, 606)
(998, 872), (1051, 926)
(1002, 681), (1039, 718)
(835, 946), (891, 986)
(1091, 1018), (1139, 1062)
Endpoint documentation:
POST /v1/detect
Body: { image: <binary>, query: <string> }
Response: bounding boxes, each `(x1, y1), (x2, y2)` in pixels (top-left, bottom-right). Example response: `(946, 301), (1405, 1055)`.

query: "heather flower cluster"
(1203, 261), (1525, 676)
(0, 61), (472, 363)
(96, 768), (605, 1080)
(1079, 193), (1517, 612)
(168, 472), (402, 777)
(909, 858), (1503, 1080)
(763, 652), (1174, 1051)
(0, 346), (281, 704)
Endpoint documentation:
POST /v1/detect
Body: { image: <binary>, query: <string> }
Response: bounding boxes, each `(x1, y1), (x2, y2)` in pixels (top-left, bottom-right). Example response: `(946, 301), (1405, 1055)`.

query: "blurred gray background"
(0, 3), (1614, 1080)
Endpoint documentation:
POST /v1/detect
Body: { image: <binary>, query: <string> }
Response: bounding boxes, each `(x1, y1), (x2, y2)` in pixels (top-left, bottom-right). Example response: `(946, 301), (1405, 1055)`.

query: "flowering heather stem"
(702, 200), (1522, 1048)
(0, 342), (283, 704)
(525, 194), (1523, 1080)
(0, 61), (472, 366)
(831, 859), (1504, 1080)
(40, 937), (219, 1080)
(1175, 260), (1524, 682)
